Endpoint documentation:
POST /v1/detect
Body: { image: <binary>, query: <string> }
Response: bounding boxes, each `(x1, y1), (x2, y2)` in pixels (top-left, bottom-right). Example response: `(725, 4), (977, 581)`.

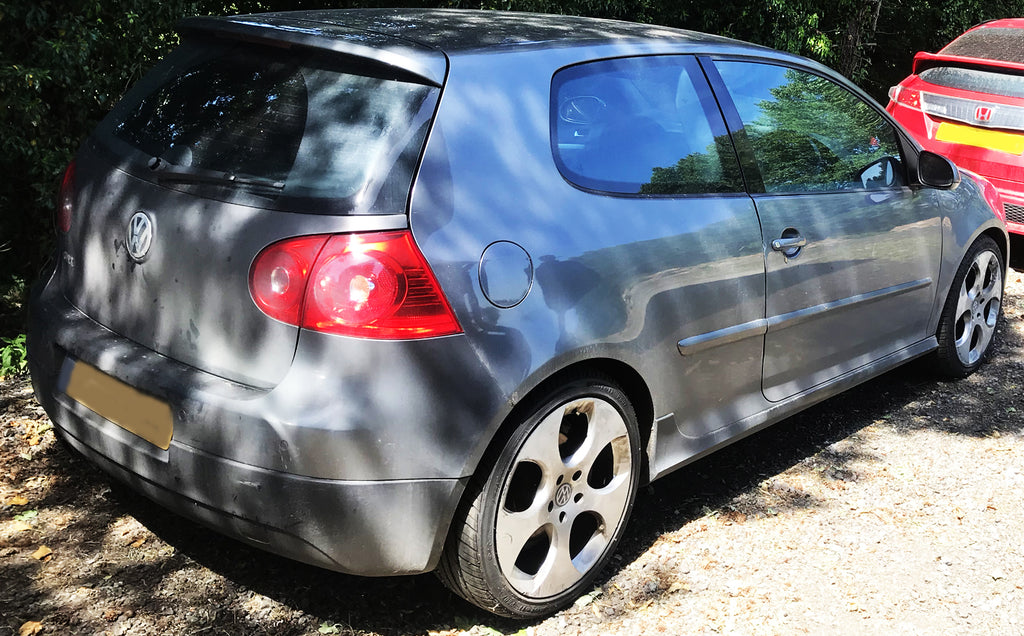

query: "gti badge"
(126, 211), (154, 262)
(975, 106), (993, 123)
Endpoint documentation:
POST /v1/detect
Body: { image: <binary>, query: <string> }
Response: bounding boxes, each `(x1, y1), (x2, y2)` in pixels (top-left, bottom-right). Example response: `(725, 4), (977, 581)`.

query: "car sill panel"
(649, 336), (938, 481)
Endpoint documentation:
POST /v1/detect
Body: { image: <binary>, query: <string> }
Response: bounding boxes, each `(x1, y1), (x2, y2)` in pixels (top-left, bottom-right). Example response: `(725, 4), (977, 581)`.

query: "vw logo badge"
(126, 212), (154, 261)
(554, 483), (573, 507)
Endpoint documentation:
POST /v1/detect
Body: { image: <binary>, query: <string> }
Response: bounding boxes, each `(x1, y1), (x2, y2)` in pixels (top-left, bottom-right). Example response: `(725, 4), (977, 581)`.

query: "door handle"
(771, 236), (806, 252)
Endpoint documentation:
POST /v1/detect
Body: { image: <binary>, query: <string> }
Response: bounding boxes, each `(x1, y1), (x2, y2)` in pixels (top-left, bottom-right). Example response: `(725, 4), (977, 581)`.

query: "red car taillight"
(249, 231), (462, 339)
(249, 235), (328, 326)
(889, 85), (922, 110)
(57, 160), (76, 233)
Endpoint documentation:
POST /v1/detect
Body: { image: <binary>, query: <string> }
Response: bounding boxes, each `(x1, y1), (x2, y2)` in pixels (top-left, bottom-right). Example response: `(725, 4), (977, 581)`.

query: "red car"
(887, 18), (1024, 234)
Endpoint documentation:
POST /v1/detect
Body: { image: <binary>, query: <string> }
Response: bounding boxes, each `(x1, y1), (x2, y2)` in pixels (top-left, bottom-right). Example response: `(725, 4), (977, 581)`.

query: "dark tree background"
(2, 0), (1022, 337)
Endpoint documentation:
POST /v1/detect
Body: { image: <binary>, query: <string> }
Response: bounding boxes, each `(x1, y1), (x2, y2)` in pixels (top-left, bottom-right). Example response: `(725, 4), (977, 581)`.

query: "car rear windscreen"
(920, 66), (1024, 100)
(95, 37), (438, 214)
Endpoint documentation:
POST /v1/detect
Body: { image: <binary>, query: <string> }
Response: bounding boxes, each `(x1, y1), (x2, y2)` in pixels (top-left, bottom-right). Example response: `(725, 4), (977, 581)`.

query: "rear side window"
(941, 27), (1024, 64)
(920, 66), (1024, 100)
(96, 38), (438, 214)
(715, 61), (905, 194)
(551, 56), (743, 195)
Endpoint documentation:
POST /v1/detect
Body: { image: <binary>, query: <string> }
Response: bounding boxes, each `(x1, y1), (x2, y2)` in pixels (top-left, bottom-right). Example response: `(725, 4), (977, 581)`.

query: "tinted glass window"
(551, 56), (743, 195)
(920, 66), (1024, 99)
(716, 61), (904, 194)
(941, 27), (1024, 64)
(97, 38), (437, 213)
(114, 51), (310, 185)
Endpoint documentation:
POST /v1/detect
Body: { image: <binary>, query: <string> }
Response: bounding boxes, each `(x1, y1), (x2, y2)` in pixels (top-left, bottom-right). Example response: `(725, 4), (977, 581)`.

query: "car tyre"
(935, 235), (1003, 378)
(437, 374), (641, 618)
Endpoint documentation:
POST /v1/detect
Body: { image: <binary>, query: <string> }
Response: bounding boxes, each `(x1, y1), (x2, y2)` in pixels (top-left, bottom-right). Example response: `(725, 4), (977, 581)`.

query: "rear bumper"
(26, 265), (488, 575)
(989, 186), (1024, 232)
(48, 409), (464, 574)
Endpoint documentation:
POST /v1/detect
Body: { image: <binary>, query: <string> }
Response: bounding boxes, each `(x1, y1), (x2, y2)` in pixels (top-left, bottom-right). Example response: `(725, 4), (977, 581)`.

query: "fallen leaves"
(31, 545), (52, 561)
(574, 588), (602, 608)
(13, 509), (37, 522)
(8, 418), (51, 447)
(720, 510), (747, 525)
(8, 520), (33, 533)
(103, 608), (124, 622)
(5, 494), (28, 506)
(18, 621), (42, 636)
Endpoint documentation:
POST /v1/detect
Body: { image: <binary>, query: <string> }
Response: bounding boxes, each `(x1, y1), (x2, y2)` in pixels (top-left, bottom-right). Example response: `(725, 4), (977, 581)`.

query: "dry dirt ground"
(3, 262), (1024, 636)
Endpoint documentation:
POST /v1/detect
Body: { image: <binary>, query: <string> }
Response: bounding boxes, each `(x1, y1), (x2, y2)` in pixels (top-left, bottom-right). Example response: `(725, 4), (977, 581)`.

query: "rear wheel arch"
(473, 359), (655, 489)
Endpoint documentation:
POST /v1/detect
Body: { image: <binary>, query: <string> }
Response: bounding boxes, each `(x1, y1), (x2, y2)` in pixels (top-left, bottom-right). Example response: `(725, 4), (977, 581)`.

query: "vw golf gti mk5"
(28, 9), (1008, 618)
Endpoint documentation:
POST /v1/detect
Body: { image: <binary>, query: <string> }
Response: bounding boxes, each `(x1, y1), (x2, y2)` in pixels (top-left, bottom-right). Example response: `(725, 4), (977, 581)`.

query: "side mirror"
(918, 151), (960, 189)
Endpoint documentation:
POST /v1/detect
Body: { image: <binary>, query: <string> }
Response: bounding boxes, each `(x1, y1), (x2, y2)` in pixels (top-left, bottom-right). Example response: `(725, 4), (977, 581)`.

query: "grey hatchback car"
(29, 9), (1007, 618)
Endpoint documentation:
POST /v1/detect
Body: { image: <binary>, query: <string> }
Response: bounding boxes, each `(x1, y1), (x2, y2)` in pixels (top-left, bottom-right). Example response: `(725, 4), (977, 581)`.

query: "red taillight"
(889, 85), (921, 110)
(57, 161), (75, 233)
(249, 231), (462, 340)
(249, 235), (328, 325)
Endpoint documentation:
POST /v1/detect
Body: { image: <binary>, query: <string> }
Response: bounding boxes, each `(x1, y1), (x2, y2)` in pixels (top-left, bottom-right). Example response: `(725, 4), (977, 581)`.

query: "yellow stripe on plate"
(935, 121), (1024, 155)
(66, 362), (173, 450)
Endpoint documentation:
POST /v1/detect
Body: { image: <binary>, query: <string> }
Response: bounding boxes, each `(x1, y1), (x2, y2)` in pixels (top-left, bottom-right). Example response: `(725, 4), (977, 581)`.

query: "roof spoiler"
(912, 51), (1024, 77)
(178, 15), (447, 87)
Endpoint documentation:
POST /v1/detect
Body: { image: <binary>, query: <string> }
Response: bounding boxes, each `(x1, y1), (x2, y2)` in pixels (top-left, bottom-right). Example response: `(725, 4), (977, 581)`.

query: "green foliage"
(0, 275), (26, 342)
(0, 0), (206, 283)
(1, 333), (27, 378)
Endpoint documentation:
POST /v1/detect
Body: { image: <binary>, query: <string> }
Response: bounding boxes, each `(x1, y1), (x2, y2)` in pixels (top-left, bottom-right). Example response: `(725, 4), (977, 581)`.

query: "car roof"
(966, 17), (1024, 31)
(216, 9), (742, 52)
(180, 9), (772, 86)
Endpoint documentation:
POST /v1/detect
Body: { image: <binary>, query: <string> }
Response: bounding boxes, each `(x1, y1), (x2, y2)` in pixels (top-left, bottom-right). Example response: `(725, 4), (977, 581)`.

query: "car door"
(542, 54), (768, 446)
(706, 59), (944, 402)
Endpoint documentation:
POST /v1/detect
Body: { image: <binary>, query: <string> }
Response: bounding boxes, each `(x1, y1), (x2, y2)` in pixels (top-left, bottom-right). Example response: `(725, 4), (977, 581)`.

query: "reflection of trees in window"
(640, 134), (744, 195)
(750, 70), (899, 192)
(553, 56), (747, 197)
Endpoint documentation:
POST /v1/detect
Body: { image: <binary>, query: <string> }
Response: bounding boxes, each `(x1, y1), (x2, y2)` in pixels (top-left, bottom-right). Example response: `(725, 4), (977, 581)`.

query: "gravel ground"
(2, 263), (1023, 636)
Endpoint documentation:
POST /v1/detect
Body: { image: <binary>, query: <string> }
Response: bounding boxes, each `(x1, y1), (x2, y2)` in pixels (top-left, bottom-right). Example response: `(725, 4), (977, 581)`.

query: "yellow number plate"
(65, 362), (173, 450)
(935, 121), (1024, 155)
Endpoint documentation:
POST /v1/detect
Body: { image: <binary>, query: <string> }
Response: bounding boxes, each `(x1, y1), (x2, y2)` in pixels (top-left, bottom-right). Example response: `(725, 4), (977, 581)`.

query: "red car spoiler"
(913, 51), (1024, 76)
